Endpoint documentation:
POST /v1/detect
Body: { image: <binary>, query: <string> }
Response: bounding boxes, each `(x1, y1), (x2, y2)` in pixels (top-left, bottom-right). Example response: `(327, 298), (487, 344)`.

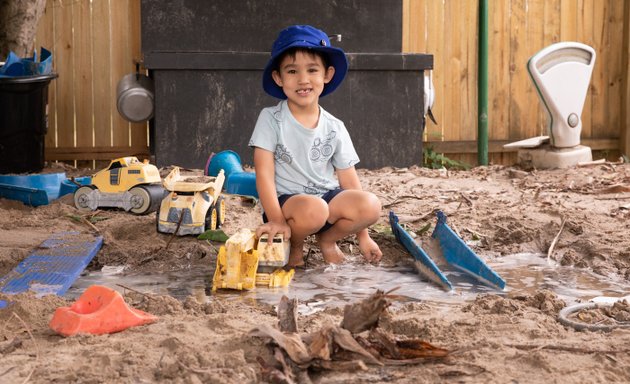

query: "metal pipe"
(478, 0), (489, 165)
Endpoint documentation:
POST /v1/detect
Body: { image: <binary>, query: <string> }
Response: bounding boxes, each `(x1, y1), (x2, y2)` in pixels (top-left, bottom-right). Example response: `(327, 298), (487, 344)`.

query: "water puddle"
(67, 252), (629, 314)
(492, 253), (628, 303)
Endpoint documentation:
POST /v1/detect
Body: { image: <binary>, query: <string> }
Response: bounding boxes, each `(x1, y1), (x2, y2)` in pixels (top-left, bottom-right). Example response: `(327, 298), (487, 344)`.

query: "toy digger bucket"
(49, 285), (157, 336)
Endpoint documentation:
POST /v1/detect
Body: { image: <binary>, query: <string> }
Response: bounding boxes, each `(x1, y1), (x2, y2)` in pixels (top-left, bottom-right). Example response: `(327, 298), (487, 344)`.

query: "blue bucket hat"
(263, 25), (348, 99)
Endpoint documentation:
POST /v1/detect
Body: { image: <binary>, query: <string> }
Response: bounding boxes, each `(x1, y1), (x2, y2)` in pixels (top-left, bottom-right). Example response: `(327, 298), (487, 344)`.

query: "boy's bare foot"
(287, 244), (305, 267)
(317, 237), (344, 264)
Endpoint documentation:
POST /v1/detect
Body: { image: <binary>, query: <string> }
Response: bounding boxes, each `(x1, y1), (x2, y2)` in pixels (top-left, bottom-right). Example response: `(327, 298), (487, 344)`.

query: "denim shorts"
(262, 188), (344, 234)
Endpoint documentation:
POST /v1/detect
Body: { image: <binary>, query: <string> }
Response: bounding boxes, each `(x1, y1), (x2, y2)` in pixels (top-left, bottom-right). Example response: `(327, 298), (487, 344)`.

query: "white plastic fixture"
(527, 42), (596, 148)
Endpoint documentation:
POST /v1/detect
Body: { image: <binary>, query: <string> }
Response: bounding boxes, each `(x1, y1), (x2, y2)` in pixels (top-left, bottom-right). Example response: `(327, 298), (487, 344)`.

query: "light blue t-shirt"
(248, 100), (359, 196)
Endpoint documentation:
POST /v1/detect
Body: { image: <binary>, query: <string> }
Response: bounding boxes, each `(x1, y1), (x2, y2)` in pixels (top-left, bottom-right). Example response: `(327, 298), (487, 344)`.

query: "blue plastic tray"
(0, 231), (103, 309)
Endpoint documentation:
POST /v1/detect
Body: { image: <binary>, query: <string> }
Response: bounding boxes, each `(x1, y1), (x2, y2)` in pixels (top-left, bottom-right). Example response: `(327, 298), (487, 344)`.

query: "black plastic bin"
(0, 74), (57, 174)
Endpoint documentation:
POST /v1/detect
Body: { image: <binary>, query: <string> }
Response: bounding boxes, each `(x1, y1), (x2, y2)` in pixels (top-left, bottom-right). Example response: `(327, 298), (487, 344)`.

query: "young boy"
(249, 25), (382, 267)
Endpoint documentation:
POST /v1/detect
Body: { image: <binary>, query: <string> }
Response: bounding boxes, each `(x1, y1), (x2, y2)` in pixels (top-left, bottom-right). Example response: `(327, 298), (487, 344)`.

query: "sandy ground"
(1, 162), (630, 383)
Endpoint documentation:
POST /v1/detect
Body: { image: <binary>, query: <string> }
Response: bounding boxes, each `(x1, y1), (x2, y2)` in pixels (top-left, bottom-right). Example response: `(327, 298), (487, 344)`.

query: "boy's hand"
(255, 221), (291, 242)
(358, 235), (382, 263)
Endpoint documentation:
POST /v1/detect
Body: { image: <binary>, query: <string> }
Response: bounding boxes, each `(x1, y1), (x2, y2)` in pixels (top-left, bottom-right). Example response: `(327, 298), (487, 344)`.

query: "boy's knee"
(361, 193), (382, 223)
(296, 198), (329, 228)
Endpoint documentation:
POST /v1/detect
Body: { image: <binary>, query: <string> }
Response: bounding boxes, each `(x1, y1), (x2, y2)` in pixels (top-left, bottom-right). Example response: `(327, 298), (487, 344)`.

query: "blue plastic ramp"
(389, 211), (453, 291)
(432, 211), (506, 290)
(0, 232), (103, 308)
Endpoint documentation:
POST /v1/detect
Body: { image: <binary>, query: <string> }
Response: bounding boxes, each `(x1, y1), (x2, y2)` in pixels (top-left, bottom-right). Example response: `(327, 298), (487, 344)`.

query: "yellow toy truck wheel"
(215, 195), (226, 225)
(74, 185), (96, 212)
(129, 186), (152, 214)
(205, 205), (218, 231)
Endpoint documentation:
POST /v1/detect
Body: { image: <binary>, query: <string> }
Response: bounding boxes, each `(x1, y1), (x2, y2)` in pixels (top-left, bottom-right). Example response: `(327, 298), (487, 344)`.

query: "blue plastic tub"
(0, 173), (91, 206)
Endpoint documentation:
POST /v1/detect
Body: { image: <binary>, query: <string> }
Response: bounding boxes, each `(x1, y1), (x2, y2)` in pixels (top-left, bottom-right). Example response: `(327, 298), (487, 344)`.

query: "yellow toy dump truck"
(157, 166), (225, 235)
(212, 228), (295, 291)
(73, 156), (163, 215)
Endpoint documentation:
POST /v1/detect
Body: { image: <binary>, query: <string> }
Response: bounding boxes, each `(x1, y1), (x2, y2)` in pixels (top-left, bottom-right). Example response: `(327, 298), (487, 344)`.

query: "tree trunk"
(0, 0), (47, 58)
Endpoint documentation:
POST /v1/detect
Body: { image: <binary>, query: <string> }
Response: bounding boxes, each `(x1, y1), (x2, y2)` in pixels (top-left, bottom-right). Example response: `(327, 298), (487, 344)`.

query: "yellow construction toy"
(212, 228), (295, 291)
(157, 167), (226, 236)
(73, 156), (163, 215)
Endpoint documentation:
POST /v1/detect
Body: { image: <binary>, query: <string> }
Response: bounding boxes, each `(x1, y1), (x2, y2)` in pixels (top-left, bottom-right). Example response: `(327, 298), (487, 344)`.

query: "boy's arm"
(336, 165), (361, 190)
(254, 147), (291, 240)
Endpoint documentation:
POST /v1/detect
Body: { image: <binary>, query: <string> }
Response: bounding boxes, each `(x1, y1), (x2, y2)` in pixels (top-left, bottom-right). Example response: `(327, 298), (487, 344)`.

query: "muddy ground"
(1, 162), (629, 383)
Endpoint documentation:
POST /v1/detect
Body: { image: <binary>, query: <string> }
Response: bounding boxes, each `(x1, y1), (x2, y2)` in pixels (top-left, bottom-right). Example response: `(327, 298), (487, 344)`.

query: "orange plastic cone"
(50, 285), (157, 336)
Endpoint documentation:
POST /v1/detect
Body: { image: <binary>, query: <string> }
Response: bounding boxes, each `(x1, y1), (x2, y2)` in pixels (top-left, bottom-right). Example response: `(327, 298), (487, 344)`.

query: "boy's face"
(272, 50), (335, 109)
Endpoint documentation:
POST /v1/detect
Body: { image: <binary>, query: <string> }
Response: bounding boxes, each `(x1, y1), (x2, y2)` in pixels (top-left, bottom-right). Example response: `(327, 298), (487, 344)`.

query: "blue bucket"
(206, 150), (244, 177)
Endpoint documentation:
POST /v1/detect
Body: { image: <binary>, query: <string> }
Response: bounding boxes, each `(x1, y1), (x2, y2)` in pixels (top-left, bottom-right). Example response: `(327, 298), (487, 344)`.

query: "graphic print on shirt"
(309, 130), (336, 162)
(275, 144), (292, 164)
(304, 180), (327, 195)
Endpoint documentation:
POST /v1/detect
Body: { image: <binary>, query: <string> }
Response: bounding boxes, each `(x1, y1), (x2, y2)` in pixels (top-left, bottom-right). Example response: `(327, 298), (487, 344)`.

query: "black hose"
(558, 302), (630, 332)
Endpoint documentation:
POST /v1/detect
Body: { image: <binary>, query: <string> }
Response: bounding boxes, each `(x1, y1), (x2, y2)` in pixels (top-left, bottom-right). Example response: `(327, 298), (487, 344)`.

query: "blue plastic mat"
(0, 232), (103, 308)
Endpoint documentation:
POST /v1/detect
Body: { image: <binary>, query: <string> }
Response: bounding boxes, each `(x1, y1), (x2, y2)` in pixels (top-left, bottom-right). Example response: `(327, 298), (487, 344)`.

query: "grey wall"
(141, 0), (433, 169)
(141, 0), (402, 54)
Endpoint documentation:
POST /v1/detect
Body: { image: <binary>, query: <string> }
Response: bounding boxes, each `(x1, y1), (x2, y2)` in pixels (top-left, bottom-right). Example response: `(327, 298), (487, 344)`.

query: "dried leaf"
(331, 326), (383, 366)
(341, 290), (390, 334)
(250, 324), (312, 365)
(257, 355), (294, 384)
(396, 339), (449, 359)
(368, 329), (400, 359)
(367, 330), (449, 360)
(305, 327), (333, 361)
(277, 296), (298, 333)
(273, 348), (297, 384)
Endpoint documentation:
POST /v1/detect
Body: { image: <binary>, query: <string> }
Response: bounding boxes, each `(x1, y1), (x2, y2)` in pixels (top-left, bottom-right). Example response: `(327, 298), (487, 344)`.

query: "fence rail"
(35, 0), (147, 167)
(404, 0), (629, 165)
